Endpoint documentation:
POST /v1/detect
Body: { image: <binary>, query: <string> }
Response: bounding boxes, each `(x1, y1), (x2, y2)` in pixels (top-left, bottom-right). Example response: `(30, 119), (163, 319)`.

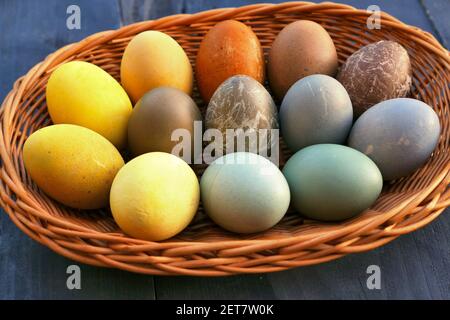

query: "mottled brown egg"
(268, 20), (338, 101)
(196, 20), (265, 103)
(337, 40), (412, 117)
(127, 87), (202, 161)
(205, 75), (278, 155)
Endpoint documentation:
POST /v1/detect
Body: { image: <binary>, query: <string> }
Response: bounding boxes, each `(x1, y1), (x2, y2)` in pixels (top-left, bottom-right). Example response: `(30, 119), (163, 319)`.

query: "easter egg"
(110, 152), (200, 241)
(201, 152), (290, 234)
(337, 41), (412, 116)
(280, 74), (353, 152)
(46, 61), (132, 149)
(23, 124), (124, 209)
(348, 98), (440, 180)
(121, 31), (193, 103)
(205, 75), (278, 154)
(196, 20), (265, 103)
(127, 87), (202, 160)
(268, 20), (338, 101)
(283, 144), (383, 221)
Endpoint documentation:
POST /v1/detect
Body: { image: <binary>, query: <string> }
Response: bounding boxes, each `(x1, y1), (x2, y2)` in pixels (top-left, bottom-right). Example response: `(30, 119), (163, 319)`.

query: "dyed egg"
(283, 144), (383, 221)
(280, 74), (353, 152)
(110, 152), (200, 241)
(23, 124), (124, 209)
(46, 61), (132, 149)
(121, 31), (193, 103)
(201, 152), (290, 233)
(205, 75), (278, 154)
(348, 98), (440, 180)
(268, 20), (338, 101)
(196, 20), (265, 103)
(337, 41), (412, 116)
(127, 87), (202, 161)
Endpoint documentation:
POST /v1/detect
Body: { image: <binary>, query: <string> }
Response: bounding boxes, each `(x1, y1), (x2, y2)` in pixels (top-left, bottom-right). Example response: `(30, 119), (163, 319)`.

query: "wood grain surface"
(0, 0), (448, 300)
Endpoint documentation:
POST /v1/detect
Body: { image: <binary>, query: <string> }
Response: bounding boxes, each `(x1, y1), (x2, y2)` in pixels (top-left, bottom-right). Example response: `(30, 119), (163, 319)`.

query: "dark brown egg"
(337, 40), (412, 117)
(127, 87), (202, 161)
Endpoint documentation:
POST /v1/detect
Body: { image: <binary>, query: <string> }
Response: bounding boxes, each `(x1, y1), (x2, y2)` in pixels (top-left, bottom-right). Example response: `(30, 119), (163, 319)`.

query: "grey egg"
(348, 98), (440, 180)
(280, 74), (353, 152)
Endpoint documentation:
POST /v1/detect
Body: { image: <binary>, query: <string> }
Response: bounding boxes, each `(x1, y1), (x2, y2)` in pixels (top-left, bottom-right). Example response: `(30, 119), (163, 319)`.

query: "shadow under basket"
(1, 2), (449, 276)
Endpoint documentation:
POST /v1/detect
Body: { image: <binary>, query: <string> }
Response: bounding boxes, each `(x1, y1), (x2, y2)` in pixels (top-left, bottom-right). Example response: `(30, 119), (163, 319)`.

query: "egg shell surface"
(348, 98), (440, 180)
(201, 152), (290, 234)
(283, 144), (383, 221)
(280, 74), (353, 152)
(46, 61), (132, 149)
(23, 124), (125, 209)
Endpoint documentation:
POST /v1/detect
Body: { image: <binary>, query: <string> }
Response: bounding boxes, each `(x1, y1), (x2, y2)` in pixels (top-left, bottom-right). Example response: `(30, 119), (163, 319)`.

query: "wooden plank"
(183, 0), (436, 31)
(118, 0), (185, 25)
(0, 0), (156, 299)
(421, 0), (450, 49)
(155, 275), (277, 299)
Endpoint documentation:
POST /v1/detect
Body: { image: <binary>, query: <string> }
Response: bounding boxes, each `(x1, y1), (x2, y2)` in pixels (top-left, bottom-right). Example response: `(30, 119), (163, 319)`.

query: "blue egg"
(200, 152), (290, 233)
(280, 74), (353, 152)
(348, 98), (440, 180)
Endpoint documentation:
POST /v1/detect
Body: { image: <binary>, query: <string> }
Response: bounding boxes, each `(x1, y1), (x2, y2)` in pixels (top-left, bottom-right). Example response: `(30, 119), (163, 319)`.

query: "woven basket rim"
(1, 1), (449, 276)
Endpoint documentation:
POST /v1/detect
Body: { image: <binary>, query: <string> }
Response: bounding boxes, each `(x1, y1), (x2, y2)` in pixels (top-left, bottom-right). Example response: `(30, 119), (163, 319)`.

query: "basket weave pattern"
(0, 2), (449, 276)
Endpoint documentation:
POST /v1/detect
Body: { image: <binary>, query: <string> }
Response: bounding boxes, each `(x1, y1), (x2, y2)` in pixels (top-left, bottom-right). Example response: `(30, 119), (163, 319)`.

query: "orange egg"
(196, 20), (265, 103)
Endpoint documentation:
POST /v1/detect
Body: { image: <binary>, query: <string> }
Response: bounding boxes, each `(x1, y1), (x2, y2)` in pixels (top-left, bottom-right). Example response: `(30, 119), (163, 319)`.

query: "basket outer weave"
(0, 2), (449, 276)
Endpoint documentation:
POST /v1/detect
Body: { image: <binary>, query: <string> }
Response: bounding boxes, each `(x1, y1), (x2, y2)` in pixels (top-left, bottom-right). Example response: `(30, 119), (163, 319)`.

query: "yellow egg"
(120, 31), (193, 103)
(46, 61), (132, 149)
(110, 152), (199, 241)
(23, 124), (125, 209)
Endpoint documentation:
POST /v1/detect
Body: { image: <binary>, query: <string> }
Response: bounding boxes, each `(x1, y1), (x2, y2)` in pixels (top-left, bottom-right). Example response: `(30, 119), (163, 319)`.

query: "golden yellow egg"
(46, 61), (132, 149)
(23, 124), (125, 209)
(120, 31), (193, 103)
(110, 152), (199, 241)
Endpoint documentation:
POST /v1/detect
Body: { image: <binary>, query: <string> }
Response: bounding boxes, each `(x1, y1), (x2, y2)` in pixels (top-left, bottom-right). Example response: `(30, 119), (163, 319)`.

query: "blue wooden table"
(0, 0), (449, 299)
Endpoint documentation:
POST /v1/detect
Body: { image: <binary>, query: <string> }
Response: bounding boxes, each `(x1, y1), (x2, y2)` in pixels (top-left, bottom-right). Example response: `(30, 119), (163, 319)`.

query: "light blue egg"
(201, 152), (290, 233)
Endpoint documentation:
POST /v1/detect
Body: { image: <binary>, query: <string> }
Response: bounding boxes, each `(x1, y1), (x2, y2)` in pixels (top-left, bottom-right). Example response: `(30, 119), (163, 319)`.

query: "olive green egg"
(282, 144), (383, 221)
(128, 87), (202, 161)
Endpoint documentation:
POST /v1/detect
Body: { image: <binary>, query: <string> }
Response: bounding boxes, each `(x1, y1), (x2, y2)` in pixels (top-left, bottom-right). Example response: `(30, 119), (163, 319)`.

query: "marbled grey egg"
(200, 152), (290, 233)
(280, 74), (353, 152)
(348, 98), (440, 180)
(205, 75), (278, 154)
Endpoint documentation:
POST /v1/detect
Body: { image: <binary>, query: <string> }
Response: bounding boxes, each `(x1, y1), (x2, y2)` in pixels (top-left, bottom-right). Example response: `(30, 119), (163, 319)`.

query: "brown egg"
(268, 20), (338, 101)
(127, 87), (202, 161)
(196, 20), (265, 103)
(337, 41), (412, 116)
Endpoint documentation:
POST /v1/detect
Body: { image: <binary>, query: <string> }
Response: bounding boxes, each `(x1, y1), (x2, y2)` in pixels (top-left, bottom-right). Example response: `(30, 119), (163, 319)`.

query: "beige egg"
(268, 20), (338, 101)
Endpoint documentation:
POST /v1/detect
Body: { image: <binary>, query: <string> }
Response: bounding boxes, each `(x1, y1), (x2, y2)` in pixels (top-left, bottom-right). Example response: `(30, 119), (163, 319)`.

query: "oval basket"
(1, 2), (449, 276)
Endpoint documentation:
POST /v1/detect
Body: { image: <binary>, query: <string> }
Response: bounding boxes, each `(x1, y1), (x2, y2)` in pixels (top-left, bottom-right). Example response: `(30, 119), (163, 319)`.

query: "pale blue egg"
(200, 152), (290, 233)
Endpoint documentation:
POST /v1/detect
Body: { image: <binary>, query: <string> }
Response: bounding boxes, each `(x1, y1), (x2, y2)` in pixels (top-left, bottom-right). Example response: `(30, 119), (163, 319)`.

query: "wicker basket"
(0, 2), (449, 276)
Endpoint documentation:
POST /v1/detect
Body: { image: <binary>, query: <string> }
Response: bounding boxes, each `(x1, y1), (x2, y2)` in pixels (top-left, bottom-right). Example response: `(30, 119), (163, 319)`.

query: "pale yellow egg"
(110, 152), (199, 241)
